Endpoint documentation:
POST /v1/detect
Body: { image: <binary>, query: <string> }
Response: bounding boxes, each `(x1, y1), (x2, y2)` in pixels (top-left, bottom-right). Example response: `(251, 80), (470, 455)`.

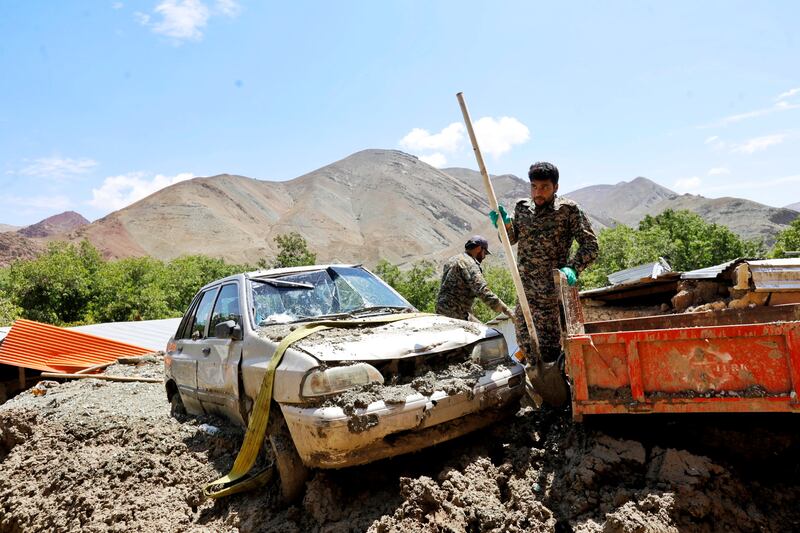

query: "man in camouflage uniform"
(436, 235), (514, 322)
(490, 162), (598, 363)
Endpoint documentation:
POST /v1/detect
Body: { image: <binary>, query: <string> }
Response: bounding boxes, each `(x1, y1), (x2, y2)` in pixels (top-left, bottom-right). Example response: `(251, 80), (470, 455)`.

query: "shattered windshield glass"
(251, 266), (412, 325)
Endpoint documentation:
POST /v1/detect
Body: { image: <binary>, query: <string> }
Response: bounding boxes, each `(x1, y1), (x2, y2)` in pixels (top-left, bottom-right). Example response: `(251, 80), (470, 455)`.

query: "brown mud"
(1, 356), (799, 532)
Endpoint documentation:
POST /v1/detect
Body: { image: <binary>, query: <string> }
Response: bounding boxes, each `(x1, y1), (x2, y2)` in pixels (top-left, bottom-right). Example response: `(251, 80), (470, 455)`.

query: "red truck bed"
(556, 273), (800, 421)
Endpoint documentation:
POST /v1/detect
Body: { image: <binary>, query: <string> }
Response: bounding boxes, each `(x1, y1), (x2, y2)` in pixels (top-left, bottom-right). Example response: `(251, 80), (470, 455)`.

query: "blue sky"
(1, 1), (798, 226)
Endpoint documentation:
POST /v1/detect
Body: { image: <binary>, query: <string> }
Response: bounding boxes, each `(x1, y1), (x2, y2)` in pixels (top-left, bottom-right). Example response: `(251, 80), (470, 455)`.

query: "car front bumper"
(279, 364), (524, 468)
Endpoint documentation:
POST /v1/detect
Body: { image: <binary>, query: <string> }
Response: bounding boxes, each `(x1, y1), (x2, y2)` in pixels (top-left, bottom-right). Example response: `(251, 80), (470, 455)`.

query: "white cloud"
(707, 167), (730, 176)
(399, 123), (465, 153)
(674, 176), (702, 192)
(419, 153), (447, 168)
(472, 116), (530, 158)
(777, 87), (800, 101)
(151, 0), (210, 41)
(704, 135), (726, 150)
(703, 101), (800, 128)
(89, 172), (194, 211)
(112, 2), (124, 9)
(731, 134), (786, 154)
(136, 0), (240, 42)
(19, 157), (98, 180)
(215, 0), (240, 17)
(684, 174), (800, 195)
(2, 195), (72, 211)
(399, 116), (530, 160)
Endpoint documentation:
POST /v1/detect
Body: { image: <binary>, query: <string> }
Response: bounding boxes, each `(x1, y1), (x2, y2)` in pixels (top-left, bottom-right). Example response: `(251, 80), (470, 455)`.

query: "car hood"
(261, 314), (497, 362)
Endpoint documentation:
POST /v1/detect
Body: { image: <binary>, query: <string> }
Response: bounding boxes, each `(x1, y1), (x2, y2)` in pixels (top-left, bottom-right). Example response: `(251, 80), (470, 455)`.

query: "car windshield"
(251, 266), (413, 325)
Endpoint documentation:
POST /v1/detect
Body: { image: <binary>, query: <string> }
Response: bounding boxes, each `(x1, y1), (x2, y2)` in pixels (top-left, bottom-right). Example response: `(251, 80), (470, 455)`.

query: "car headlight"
(471, 335), (508, 366)
(301, 363), (384, 397)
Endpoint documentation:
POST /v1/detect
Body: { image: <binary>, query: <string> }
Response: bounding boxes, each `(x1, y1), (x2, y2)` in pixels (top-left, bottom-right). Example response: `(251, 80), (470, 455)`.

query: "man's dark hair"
(528, 162), (559, 185)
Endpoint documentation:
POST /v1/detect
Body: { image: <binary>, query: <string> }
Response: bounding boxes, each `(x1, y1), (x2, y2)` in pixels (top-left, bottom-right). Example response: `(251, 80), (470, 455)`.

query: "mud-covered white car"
(164, 264), (524, 499)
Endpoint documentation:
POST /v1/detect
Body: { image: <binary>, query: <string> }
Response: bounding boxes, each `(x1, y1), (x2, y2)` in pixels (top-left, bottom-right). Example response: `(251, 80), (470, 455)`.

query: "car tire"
(170, 392), (187, 419)
(268, 412), (309, 503)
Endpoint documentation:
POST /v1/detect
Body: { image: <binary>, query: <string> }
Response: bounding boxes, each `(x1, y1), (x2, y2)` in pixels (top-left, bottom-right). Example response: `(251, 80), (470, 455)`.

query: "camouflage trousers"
(514, 295), (561, 363)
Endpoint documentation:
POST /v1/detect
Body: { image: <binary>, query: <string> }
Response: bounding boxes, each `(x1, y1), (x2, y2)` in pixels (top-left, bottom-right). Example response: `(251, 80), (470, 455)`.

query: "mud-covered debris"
(322, 361), (487, 419)
(2, 342), (800, 532)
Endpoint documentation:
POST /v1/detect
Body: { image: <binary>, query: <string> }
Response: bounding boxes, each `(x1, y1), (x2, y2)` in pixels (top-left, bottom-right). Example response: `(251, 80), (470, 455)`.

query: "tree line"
(1, 211), (798, 327)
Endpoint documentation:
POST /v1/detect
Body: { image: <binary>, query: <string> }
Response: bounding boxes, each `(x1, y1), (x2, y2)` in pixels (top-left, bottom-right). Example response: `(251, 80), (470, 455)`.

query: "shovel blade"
(525, 359), (569, 407)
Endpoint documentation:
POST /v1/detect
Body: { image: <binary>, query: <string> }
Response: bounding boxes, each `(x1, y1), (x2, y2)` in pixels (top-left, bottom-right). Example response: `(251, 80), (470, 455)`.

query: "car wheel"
(268, 412), (309, 503)
(170, 392), (187, 419)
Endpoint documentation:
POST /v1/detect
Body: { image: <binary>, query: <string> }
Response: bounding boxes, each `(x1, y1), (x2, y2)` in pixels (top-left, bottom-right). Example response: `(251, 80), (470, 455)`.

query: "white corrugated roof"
(681, 258), (745, 280)
(0, 326), (10, 343)
(69, 317), (182, 352)
(607, 257), (672, 286)
(747, 258), (800, 292)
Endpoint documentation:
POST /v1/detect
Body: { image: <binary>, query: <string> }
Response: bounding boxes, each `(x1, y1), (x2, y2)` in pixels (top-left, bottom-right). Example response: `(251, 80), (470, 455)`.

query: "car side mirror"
(214, 320), (243, 340)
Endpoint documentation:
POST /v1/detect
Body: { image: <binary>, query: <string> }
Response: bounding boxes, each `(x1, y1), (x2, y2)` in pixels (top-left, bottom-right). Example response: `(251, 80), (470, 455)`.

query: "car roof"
(247, 263), (360, 278)
(198, 264), (362, 292)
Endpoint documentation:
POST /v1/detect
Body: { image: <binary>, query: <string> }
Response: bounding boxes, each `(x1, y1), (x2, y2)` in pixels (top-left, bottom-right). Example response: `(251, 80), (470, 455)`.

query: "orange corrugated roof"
(0, 319), (151, 372)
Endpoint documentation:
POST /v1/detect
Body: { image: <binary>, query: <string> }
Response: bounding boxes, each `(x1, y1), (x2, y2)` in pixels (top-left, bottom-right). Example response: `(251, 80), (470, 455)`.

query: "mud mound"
(1, 357), (799, 532)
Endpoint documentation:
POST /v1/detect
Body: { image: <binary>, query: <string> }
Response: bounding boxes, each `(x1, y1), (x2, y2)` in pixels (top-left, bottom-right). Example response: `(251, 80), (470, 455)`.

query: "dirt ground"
(1, 355), (800, 532)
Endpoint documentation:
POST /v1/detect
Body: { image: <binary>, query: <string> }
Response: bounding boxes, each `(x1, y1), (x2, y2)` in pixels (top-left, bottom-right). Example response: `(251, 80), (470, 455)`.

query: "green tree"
(162, 255), (245, 314)
(770, 218), (800, 258)
(6, 240), (103, 325)
(639, 209), (763, 271)
(580, 210), (764, 290)
(265, 232), (317, 269)
(400, 260), (440, 312)
(0, 294), (21, 327)
(374, 259), (440, 313)
(87, 257), (173, 322)
(374, 259), (403, 289)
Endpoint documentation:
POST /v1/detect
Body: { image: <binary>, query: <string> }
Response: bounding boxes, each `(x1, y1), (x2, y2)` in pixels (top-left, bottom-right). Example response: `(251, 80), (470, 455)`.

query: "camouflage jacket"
(508, 195), (598, 300)
(435, 252), (503, 320)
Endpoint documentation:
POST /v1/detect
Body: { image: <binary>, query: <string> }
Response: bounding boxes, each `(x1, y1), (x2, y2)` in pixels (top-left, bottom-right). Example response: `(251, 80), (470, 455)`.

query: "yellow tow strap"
(203, 312), (431, 498)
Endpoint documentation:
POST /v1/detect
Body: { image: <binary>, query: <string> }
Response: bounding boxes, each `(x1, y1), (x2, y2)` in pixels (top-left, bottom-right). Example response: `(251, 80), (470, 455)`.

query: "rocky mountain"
(786, 202), (800, 212)
(0, 232), (41, 267)
(564, 178), (796, 244)
(69, 150), (499, 266)
(10, 150), (795, 267)
(17, 211), (89, 238)
(0, 224), (20, 233)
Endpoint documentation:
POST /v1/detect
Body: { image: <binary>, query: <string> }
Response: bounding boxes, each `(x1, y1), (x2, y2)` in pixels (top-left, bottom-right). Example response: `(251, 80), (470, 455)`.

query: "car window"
(188, 287), (219, 339)
(209, 283), (241, 336)
(176, 293), (201, 339)
(251, 267), (412, 325)
(331, 266), (408, 307)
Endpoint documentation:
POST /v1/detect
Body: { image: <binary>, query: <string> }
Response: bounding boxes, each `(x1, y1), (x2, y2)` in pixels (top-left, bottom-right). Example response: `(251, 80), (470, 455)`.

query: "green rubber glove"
(559, 266), (578, 286)
(489, 205), (511, 228)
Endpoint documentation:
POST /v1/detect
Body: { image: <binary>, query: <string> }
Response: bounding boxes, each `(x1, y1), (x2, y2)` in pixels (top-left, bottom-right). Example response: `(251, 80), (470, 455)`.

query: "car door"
(176, 286), (220, 413)
(196, 282), (243, 418)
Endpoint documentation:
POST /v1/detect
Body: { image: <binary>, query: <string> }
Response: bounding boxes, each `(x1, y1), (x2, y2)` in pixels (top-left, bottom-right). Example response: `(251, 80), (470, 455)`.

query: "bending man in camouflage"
(436, 235), (514, 322)
(490, 162), (598, 363)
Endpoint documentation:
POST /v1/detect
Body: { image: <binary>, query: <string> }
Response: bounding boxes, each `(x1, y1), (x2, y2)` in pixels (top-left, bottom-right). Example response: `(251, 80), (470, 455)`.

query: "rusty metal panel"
(747, 258), (800, 292)
(565, 313), (800, 420)
(0, 319), (152, 372)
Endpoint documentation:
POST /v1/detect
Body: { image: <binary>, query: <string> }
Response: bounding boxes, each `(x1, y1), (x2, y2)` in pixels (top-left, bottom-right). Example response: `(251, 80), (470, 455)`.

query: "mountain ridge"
(3, 150), (797, 267)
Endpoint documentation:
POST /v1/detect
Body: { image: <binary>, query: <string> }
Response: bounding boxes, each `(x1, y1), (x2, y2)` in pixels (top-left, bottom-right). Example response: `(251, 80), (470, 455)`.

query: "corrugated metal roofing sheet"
(747, 258), (800, 292)
(0, 319), (153, 372)
(70, 317), (181, 352)
(0, 326), (9, 343)
(681, 258), (745, 280)
(607, 257), (672, 286)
